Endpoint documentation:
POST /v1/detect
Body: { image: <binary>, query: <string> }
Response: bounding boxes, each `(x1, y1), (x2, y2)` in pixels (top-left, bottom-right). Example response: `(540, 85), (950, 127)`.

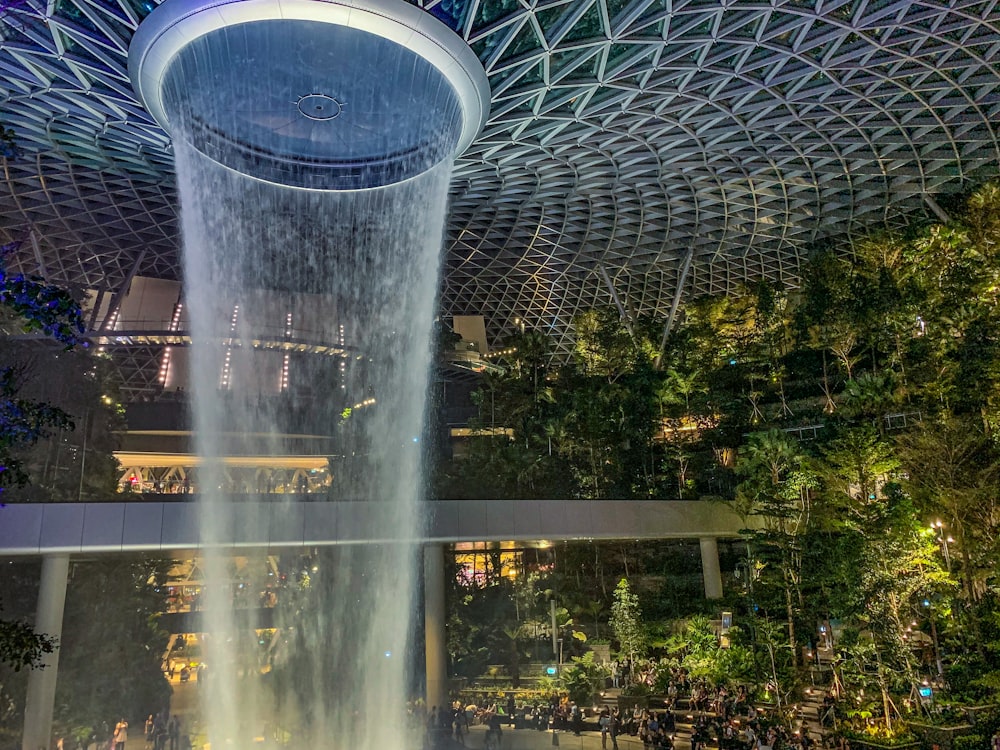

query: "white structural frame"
(127, 0), (491, 161)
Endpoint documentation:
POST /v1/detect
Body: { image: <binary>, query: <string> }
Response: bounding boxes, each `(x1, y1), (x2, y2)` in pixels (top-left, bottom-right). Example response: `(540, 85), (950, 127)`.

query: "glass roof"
(0, 0), (998, 378)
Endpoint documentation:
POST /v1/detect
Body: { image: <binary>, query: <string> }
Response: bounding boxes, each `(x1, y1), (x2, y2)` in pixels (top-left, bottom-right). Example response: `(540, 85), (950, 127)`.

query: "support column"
(699, 537), (723, 600)
(22, 554), (70, 750)
(424, 544), (448, 712)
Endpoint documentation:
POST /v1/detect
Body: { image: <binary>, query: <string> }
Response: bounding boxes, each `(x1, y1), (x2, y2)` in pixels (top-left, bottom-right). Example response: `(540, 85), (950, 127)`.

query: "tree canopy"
(439, 181), (1000, 716)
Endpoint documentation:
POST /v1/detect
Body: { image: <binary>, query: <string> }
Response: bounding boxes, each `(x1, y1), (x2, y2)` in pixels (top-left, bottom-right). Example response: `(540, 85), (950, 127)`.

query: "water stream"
(171, 128), (451, 747)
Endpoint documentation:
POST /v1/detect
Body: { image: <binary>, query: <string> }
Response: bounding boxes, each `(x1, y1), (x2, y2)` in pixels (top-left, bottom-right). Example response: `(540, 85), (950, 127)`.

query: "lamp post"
(922, 598), (944, 684)
(550, 597), (559, 663)
(735, 555), (763, 682)
(931, 520), (952, 572)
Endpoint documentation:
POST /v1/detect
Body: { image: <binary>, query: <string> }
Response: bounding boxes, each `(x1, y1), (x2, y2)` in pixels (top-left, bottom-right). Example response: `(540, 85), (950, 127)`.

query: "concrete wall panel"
(38, 504), (85, 552)
(81, 503), (126, 550)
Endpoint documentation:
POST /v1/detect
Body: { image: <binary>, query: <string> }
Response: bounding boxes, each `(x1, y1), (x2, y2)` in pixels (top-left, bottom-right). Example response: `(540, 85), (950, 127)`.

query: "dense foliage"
(53, 559), (173, 734)
(0, 242), (86, 348)
(441, 182), (1000, 726)
(0, 246), (138, 746)
(0, 241), (95, 495)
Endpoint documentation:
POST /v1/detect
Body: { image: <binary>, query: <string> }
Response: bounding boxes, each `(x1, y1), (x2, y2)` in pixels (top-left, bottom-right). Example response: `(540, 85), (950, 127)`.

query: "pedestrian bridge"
(0, 498), (750, 555)
(10, 497), (748, 750)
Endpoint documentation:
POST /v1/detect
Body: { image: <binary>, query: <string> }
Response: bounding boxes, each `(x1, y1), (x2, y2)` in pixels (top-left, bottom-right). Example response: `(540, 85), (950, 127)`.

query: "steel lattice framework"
(1, 0), (999, 370)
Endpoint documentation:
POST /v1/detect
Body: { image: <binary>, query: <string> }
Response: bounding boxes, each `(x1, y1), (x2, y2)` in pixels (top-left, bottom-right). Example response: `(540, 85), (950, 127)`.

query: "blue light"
(412, 437), (419, 443)
(546, 666), (557, 675)
(385, 651), (392, 658)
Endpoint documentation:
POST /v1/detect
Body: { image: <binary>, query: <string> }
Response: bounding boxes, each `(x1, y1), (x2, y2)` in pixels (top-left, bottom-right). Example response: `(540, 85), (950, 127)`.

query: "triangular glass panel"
(499, 21), (544, 63)
(534, 3), (570, 34)
(471, 0), (523, 35)
(563, 1), (604, 43)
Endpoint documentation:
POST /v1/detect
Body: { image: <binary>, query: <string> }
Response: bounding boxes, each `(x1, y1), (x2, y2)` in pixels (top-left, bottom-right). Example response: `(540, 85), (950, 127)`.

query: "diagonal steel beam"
(655, 248), (695, 370)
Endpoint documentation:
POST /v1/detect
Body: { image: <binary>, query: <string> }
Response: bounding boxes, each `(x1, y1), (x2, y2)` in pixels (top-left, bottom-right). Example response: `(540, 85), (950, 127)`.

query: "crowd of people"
(53, 714), (187, 750)
(141, 712), (188, 750)
(430, 668), (829, 750)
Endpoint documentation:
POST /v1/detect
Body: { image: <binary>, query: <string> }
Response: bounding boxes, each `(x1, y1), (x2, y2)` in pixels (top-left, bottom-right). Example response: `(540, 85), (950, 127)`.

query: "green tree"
(0, 250), (91, 687)
(819, 427), (899, 520)
(53, 559), (172, 733)
(1, 344), (125, 501)
(736, 430), (817, 667)
(0, 242), (90, 494)
(0, 362), (73, 491)
(853, 488), (948, 714)
(561, 651), (606, 705)
(898, 417), (997, 605)
(551, 309), (663, 497)
(610, 578), (645, 661)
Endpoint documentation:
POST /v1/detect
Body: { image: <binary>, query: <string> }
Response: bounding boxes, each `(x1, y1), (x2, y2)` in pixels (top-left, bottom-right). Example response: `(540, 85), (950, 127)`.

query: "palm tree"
(579, 599), (606, 640)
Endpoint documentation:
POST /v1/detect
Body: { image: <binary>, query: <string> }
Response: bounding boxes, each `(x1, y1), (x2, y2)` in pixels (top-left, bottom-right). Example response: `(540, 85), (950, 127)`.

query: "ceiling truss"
(0, 0), (997, 382)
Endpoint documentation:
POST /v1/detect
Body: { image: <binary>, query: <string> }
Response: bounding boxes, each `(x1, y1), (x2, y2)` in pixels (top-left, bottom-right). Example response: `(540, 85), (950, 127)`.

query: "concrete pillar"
(699, 537), (723, 600)
(22, 554), (70, 750)
(424, 543), (448, 712)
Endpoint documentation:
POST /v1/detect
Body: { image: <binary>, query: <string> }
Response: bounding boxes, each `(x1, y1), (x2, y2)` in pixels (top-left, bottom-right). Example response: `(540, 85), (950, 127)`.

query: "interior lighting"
(220, 304), (239, 388)
(280, 353), (291, 391)
(159, 302), (184, 385)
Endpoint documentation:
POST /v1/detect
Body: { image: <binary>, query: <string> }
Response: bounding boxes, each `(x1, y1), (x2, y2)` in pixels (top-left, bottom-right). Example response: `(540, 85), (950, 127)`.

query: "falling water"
(168, 57), (455, 750)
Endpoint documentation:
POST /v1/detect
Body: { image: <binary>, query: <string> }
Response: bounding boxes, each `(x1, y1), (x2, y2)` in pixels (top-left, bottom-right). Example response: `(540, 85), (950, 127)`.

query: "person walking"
(153, 715), (167, 750)
(113, 719), (128, 750)
(609, 710), (621, 750)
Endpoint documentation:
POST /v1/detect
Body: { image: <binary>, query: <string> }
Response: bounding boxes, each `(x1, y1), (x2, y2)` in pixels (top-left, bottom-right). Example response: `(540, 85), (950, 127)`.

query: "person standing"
(113, 719), (128, 750)
(427, 706), (439, 741)
(153, 715), (167, 750)
(167, 717), (180, 750)
(576, 703), (587, 736)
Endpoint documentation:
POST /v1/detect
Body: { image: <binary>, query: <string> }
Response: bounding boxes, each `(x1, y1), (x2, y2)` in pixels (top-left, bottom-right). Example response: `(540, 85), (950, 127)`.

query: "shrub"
(952, 734), (985, 750)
